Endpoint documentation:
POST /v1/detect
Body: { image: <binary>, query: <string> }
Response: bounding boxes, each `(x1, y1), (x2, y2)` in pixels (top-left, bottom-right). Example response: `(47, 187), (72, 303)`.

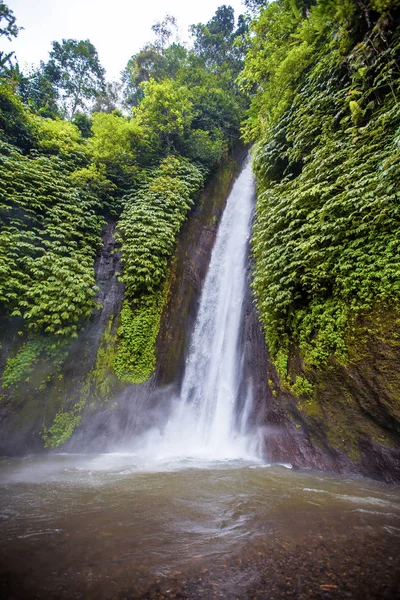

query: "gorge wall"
(242, 294), (400, 483)
(237, 1), (400, 483)
(0, 149), (246, 455)
(154, 144), (400, 483)
(0, 142), (399, 482)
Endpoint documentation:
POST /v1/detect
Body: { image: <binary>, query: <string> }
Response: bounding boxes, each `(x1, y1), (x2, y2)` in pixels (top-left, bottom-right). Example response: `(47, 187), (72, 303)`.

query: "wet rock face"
(94, 221), (125, 330)
(238, 277), (347, 473)
(242, 300), (400, 483)
(155, 149), (246, 387)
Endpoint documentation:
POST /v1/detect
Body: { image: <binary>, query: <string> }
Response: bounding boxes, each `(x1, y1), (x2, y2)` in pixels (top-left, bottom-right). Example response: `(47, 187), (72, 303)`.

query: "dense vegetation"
(240, 0), (400, 381)
(0, 3), (247, 405)
(1, 0), (399, 450)
(0, 140), (103, 338)
(0, 85), (103, 338)
(114, 155), (205, 382)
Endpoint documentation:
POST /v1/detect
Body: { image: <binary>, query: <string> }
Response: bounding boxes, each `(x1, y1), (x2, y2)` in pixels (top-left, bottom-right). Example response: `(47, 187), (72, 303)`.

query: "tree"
(0, 81), (34, 150)
(4, 62), (29, 94)
(0, 1), (19, 39)
(46, 39), (106, 118)
(122, 43), (187, 107)
(88, 111), (144, 189)
(0, 2), (22, 71)
(151, 14), (178, 49)
(21, 62), (60, 118)
(91, 81), (122, 113)
(122, 47), (165, 106)
(133, 78), (193, 156)
(72, 112), (92, 138)
(122, 13), (185, 109)
(190, 5), (246, 74)
(243, 0), (268, 12)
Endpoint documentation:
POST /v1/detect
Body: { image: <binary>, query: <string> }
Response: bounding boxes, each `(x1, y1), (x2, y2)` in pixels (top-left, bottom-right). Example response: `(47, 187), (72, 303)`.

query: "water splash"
(134, 161), (261, 463)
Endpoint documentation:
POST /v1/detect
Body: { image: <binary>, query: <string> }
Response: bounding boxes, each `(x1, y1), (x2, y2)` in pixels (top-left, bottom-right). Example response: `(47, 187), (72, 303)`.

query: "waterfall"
(135, 161), (260, 463)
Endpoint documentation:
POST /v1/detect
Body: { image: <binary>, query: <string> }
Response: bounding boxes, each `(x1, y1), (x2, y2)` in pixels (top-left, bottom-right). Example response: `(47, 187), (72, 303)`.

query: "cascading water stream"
(136, 160), (260, 463)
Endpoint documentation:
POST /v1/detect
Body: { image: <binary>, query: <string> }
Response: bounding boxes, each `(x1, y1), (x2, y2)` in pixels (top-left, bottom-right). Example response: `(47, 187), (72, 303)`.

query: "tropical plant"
(45, 39), (106, 118)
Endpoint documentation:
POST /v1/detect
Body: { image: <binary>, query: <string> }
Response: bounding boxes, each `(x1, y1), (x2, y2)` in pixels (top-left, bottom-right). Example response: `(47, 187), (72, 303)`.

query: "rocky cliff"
(0, 149), (245, 454)
(1, 143), (399, 483)
(241, 292), (400, 483)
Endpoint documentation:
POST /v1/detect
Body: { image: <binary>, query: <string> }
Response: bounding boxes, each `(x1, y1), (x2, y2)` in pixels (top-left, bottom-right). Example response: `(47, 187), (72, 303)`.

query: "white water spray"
(135, 161), (260, 463)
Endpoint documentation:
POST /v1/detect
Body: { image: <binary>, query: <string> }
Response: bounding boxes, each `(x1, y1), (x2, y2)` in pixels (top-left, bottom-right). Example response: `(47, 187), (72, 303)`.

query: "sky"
(3, 0), (246, 81)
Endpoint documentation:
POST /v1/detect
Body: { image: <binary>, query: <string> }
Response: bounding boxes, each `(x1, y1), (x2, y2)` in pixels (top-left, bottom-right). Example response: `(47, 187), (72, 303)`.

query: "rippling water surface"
(1, 454), (400, 599)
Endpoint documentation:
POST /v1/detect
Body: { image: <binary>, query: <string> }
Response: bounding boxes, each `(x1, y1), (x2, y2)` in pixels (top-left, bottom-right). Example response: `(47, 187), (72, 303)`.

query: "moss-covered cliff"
(0, 150), (245, 454)
(240, 0), (400, 481)
(245, 303), (400, 483)
(0, 2), (247, 453)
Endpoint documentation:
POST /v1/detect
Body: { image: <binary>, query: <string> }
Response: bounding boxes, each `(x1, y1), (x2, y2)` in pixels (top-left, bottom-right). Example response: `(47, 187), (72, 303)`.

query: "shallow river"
(1, 454), (400, 599)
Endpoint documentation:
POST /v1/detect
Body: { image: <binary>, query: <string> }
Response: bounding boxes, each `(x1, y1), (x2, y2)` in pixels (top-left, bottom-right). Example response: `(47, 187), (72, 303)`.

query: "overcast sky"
(3, 0), (246, 80)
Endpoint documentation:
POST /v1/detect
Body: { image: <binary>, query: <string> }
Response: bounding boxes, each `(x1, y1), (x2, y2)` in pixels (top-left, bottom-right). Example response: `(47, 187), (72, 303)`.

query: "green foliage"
(32, 115), (88, 169)
(121, 6), (246, 163)
(114, 155), (204, 383)
(133, 78), (194, 156)
(181, 128), (227, 168)
(291, 376), (314, 398)
(72, 112), (92, 137)
(114, 290), (167, 384)
(0, 140), (104, 336)
(244, 0), (268, 12)
(184, 74), (244, 146)
(46, 38), (106, 118)
(249, 2), (400, 372)
(369, 0), (395, 9)
(123, 39), (186, 108)
(42, 402), (83, 448)
(20, 63), (60, 118)
(151, 15), (178, 49)
(86, 315), (119, 400)
(349, 99), (364, 125)
(274, 347), (289, 380)
(1, 338), (43, 388)
(1, 334), (69, 389)
(0, 1), (19, 41)
(0, 1), (21, 71)
(239, 0), (400, 142)
(91, 81), (122, 114)
(239, 0), (312, 141)
(117, 155), (204, 298)
(0, 82), (35, 150)
(70, 162), (117, 211)
(88, 111), (144, 191)
(190, 5), (245, 73)
(122, 15), (180, 105)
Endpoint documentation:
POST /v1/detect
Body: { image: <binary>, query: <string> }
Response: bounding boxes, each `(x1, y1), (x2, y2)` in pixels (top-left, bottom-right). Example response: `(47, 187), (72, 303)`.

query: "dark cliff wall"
(154, 148), (246, 387)
(240, 284), (400, 483)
